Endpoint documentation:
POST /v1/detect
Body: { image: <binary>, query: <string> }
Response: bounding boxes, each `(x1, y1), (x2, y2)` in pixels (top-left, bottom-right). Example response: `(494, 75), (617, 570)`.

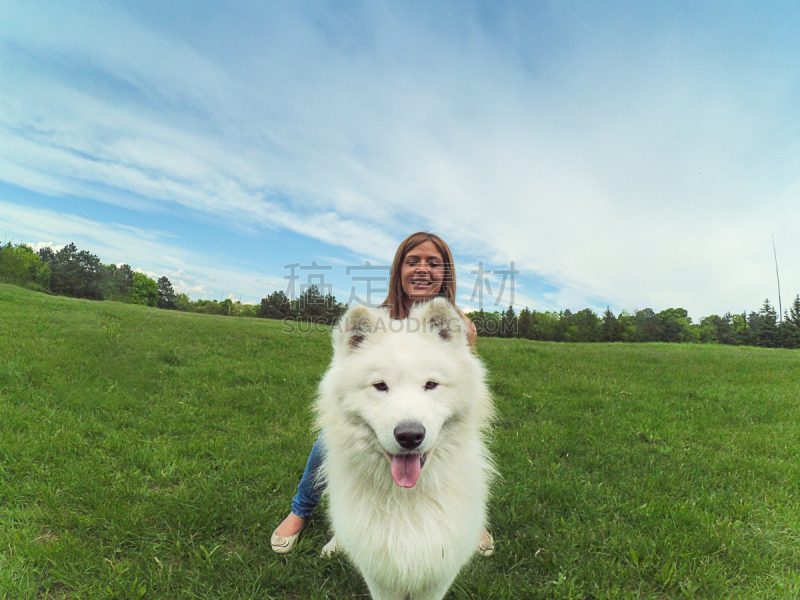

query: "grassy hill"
(2, 283), (800, 599)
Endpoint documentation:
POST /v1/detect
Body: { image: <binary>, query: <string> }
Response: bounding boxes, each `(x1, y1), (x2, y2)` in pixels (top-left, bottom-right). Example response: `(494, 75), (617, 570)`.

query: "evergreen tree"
(717, 313), (736, 345)
(741, 311), (760, 346)
(499, 305), (516, 338)
(258, 290), (293, 320)
(785, 295), (800, 349)
(297, 285), (329, 322)
(37, 245), (56, 264)
(322, 293), (348, 324)
(517, 307), (533, 339)
(601, 307), (622, 342)
(757, 299), (779, 348)
(75, 249), (104, 299)
(115, 264), (134, 299)
(43, 243), (104, 299)
(157, 276), (176, 309)
(47, 243), (79, 296)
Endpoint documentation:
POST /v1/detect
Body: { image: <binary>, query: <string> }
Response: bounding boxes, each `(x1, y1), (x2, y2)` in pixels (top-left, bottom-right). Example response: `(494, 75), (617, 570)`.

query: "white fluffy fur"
(315, 298), (495, 600)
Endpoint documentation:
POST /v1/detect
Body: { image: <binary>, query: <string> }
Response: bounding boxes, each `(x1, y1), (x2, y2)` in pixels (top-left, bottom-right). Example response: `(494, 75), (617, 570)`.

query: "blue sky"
(2, 0), (799, 317)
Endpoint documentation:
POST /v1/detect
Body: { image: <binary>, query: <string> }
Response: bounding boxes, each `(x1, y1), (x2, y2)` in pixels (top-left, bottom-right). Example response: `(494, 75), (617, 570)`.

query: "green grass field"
(2, 283), (800, 600)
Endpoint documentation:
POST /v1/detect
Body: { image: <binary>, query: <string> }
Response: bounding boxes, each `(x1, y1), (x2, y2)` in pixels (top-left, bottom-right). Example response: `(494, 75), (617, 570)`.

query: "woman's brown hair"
(381, 232), (457, 319)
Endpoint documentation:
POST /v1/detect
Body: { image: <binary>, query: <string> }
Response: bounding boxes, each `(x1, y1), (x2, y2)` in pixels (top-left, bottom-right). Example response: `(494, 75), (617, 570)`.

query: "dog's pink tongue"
(390, 454), (421, 488)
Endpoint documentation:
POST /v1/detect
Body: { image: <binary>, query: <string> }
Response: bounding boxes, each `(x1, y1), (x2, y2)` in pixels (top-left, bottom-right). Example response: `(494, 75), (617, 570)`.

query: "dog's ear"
(333, 304), (376, 352)
(412, 298), (465, 343)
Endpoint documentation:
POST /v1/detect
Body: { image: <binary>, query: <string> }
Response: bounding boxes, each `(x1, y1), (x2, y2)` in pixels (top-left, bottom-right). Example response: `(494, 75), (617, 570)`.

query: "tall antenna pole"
(773, 234), (784, 348)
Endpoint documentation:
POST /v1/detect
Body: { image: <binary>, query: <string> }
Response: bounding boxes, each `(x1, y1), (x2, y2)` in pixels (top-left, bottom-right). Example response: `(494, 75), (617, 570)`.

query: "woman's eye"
(424, 380), (438, 390)
(374, 382), (389, 392)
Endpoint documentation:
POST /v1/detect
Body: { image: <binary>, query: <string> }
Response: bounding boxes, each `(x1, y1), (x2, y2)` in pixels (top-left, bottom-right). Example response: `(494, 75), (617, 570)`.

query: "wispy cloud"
(1, 1), (799, 317)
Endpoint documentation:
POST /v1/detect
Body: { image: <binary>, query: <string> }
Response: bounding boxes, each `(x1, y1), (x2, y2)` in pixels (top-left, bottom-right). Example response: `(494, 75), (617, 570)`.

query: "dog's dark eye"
(424, 380), (438, 390)
(374, 382), (389, 392)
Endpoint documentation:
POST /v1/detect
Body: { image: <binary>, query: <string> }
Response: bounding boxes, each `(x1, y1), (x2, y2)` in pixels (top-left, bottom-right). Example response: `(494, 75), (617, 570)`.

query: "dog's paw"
(320, 536), (339, 558)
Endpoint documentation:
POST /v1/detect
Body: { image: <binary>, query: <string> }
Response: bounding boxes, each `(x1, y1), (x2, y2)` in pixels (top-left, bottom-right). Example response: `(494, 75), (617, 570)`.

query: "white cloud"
(2, 2), (799, 318)
(26, 241), (66, 253)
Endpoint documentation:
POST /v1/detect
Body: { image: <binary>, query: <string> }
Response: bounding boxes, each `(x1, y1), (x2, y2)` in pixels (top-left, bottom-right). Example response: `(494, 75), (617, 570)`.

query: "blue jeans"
(291, 435), (325, 519)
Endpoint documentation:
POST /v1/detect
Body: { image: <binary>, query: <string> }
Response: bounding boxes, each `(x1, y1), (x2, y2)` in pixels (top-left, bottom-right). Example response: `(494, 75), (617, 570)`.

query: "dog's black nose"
(394, 422), (426, 450)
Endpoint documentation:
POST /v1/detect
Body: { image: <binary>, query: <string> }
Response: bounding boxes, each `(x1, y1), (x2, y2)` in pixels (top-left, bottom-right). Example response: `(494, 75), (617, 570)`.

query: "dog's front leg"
(362, 578), (407, 600)
(414, 577), (458, 600)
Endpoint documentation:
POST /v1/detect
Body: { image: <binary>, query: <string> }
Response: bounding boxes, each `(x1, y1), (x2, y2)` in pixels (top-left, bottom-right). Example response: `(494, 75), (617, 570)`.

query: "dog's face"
(325, 299), (481, 488)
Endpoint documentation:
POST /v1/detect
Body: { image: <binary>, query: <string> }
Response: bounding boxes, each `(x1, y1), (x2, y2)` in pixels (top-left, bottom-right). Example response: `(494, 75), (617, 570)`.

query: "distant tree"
(37, 245), (56, 264)
(634, 308), (662, 342)
(618, 311), (636, 342)
(0, 243), (48, 289)
(698, 315), (718, 344)
(757, 299), (779, 348)
(101, 263), (133, 301)
(533, 310), (559, 341)
(76, 249), (105, 299)
(467, 309), (502, 338)
(698, 313), (736, 345)
(717, 313), (737, 345)
(732, 312), (749, 346)
(37, 262), (51, 290)
(784, 295), (800, 349)
(46, 243), (78, 296)
(569, 308), (600, 342)
(258, 290), (293, 320)
(467, 309), (484, 336)
(157, 276), (176, 309)
(296, 285), (326, 321)
(42, 243), (104, 299)
(657, 308), (697, 343)
(174, 293), (191, 312)
(190, 299), (220, 314)
(113, 264), (135, 299)
(555, 309), (572, 342)
(323, 293), (348, 325)
(500, 305), (516, 338)
(517, 307), (534, 339)
(233, 301), (258, 318)
(601, 307), (622, 342)
(130, 272), (158, 307)
(741, 311), (760, 346)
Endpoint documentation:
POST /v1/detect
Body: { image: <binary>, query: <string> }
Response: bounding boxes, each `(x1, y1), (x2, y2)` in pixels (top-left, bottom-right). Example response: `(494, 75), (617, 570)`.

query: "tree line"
(0, 242), (346, 323)
(466, 300), (800, 349)
(2, 241), (798, 347)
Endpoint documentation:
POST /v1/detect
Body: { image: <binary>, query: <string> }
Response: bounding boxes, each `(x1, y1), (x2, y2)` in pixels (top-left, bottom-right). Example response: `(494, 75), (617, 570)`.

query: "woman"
(271, 232), (493, 556)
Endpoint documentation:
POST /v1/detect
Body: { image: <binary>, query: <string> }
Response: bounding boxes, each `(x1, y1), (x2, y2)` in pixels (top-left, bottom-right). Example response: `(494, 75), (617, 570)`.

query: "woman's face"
(400, 240), (446, 301)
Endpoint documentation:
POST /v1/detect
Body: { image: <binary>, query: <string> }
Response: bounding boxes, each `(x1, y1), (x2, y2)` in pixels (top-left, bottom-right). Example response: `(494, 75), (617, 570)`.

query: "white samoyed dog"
(315, 298), (495, 600)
